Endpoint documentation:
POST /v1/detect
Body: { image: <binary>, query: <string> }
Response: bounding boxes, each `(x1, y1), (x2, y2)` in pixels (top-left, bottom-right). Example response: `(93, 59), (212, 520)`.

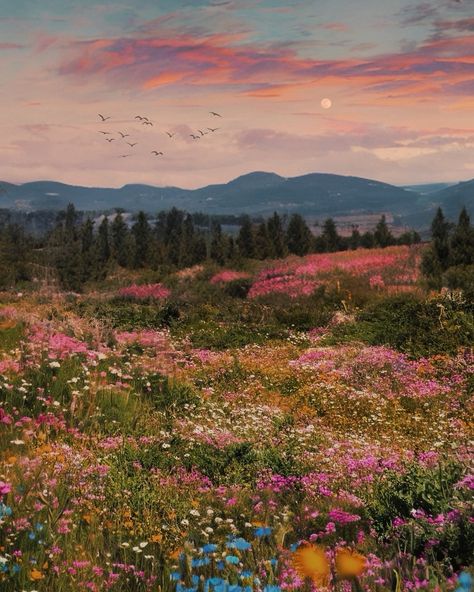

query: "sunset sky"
(1, 0), (473, 188)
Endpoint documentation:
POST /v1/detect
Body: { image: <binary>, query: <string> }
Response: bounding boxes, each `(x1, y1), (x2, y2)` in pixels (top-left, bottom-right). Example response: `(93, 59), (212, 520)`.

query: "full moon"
(321, 98), (332, 109)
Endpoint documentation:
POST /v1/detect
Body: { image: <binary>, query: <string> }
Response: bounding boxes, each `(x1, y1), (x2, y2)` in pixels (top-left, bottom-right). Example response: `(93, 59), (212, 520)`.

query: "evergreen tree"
(286, 214), (312, 256)
(267, 212), (287, 258)
(421, 207), (450, 280)
(0, 224), (31, 286)
(237, 215), (255, 258)
(111, 212), (129, 267)
(96, 216), (111, 278)
(349, 225), (361, 250)
(179, 214), (196, 267)
(374, 215), (394, 248)
(55, 204), (83, 291)
(164, 208), (184, 266)
(255, 222), (271, 260)
(81, 218), (94, 256)
(210, 221), (226, 265)
(450, 207), (474, 266)
(431, 207), (450, 269)
(64, 203), (78, 240)
(80, 218), (95, 282)
(132, 211), (151, 268)
(360, 231), (375, 249)
(321, 218), (340, 252)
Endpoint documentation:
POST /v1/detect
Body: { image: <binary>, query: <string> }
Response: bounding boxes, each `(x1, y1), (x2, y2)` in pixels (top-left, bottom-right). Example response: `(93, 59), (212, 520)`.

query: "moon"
(321, 98), (332, 109)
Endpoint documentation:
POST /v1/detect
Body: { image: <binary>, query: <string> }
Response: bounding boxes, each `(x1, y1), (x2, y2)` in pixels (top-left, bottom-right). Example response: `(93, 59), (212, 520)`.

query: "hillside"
(0, 172), (421, 217)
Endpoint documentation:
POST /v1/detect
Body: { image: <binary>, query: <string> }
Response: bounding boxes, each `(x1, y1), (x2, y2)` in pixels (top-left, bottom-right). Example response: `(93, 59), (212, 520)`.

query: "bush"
(326, 293), (474, 357)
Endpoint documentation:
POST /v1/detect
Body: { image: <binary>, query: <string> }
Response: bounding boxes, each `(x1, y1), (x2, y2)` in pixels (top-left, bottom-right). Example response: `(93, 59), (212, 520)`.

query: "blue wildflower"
(254, 526), (272, 537)
(225, 555), (240, 565)
(227, 538), (251, 551)
(191, 575), (200, 586)
(35, 523), (44, 531)
(12, 564), (20, 574)
(192, 557), (210, 567)
(28, 532), (36, 540)
(208, 577), (223, 586)
(170, 572), (181, 581)
(216, 561), (225, 571)
(457, 572), (473, 591)
(202, 543), (218, 554)
(264, 586), (281, 592)
(240, 570), (253, 578)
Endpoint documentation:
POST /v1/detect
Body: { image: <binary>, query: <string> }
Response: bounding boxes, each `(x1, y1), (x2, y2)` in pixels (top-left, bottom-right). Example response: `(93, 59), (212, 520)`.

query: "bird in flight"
(134, 115), (144, 120)
(209, 111), (222, 117)
(208, 127), (219, 132)
(98, 131), (112, 135)
(106, 138), (115, 143)
(119, 154), (132, 158)
(198, 129), (206, 136)
(190, 134), (200, 140)
(151, 150), (164, 156)
(118, 132), (130, 138)
(166, 132), (175, 138)
(98, 114), (111, 121)
(127, 142), (138, 147)
(142, 121), (153, 126)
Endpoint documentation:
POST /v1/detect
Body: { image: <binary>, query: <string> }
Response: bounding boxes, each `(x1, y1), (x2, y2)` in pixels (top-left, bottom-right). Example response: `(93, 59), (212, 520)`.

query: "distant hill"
(0, 171), (421, 214)
(431, 179), (474, 219)
(0, 172), (471, 229)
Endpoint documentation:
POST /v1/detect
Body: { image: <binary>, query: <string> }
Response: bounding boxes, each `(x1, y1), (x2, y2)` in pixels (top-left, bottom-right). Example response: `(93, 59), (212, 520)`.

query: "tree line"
(2, 203), (471, 293)
(421, 206), (474, 293)
(48, 206), (421, 290)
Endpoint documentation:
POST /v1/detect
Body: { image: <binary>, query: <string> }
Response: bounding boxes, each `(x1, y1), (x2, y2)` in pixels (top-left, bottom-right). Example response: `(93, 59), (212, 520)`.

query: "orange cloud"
(143, 71), (184, 89)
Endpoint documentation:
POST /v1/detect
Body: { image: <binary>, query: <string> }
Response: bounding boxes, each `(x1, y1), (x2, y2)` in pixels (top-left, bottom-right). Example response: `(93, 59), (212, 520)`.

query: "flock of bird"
(96, 111), (222, 159)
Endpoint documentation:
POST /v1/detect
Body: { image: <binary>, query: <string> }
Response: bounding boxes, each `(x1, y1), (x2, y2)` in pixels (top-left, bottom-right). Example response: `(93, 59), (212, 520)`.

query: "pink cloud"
(55, 27), (474, 103)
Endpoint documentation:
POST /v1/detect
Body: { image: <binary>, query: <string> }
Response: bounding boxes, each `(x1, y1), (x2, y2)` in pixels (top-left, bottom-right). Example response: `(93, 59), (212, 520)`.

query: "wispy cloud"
(56, 25), (474, 102)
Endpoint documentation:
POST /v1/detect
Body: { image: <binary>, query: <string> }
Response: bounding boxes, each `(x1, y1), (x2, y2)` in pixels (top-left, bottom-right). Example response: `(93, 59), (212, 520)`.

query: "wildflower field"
(0, 245), (473, 591)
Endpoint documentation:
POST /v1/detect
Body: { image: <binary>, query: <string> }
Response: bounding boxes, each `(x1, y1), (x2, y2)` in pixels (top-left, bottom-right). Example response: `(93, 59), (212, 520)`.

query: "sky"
(0, 0), (473, 188)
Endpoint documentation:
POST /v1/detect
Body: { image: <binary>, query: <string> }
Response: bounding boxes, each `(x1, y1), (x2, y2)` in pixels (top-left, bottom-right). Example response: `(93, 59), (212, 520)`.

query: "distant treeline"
(422, 207), (474, 293)
(0, 204), (424, 291)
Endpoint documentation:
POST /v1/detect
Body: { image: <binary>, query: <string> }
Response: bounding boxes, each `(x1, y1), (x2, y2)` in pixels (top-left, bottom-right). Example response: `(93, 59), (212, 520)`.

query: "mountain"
(431, 179), (474, 219)
(0, 172), (423, 218)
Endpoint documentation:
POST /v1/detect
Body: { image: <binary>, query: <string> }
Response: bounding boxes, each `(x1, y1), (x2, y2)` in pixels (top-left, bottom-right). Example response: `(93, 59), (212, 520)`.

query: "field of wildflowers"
(0, 245), (472, 591)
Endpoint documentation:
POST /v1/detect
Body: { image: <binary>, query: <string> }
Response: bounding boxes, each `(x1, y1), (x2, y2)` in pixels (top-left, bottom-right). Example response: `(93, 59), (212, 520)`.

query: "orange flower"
(335, 547), (367, 578)
(292, 544), (330, 586)
(30, 569), (44, 581)
(151, 533), (162, 543)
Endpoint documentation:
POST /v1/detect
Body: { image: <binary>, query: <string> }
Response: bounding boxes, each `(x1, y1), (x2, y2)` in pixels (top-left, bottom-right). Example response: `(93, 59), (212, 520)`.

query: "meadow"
(0, 245), (472, 591)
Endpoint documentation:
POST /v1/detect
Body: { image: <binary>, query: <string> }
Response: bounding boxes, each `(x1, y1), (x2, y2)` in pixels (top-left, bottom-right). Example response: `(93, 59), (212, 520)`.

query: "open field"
(0, 245), (472, 591)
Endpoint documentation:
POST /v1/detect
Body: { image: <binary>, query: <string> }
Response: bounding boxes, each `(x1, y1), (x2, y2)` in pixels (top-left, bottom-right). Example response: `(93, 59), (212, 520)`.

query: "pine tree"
(210, 221), (226, 265)
(374, 215), (394, 248)
(55, 203), (83, 291)
(164, 208), (184, 266)
(321, 218), (340, 252)
(95, 216), (111, 279)
(450, 206), (474, 266)
(255, 222), (271, 260)
(132, 211), (151, 268)
(360, 232), (375, 249)
(422, 207), (450, 280)
(431, 207), (450, 269)
(267, 212), (287, 258)
(179, 214), (196, 267)
(286, 214), (312, 256)
(349, 225), (361, 250)
(237, 216), (255, 258)
(111, 212), (129, 267)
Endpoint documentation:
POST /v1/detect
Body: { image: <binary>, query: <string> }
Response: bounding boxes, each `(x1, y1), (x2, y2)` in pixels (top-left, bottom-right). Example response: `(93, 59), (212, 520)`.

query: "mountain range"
(1, 172), (472, 228)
